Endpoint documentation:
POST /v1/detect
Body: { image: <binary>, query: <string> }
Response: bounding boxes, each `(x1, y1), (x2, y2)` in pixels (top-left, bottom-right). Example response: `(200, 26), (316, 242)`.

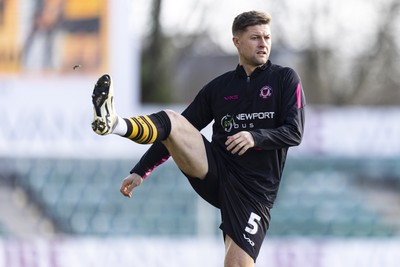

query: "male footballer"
(91, 11), (306, 267)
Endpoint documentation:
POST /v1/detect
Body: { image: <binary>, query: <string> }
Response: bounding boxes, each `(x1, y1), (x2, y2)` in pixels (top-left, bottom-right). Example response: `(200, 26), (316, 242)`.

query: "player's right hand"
(120, 173), (143, 198)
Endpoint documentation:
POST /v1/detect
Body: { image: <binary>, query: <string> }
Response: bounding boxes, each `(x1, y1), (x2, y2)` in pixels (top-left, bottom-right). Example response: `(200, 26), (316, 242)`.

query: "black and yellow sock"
(123, 111), (171, 144)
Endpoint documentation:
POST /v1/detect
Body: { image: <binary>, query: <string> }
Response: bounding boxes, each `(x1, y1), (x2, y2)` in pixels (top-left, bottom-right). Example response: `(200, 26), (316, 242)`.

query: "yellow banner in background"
(0, 0), (20, 73)
(0, 0), (108, 74)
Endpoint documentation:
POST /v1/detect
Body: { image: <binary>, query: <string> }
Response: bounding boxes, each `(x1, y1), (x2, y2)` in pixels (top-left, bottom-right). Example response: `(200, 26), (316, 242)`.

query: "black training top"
(131, 60), (306, 207)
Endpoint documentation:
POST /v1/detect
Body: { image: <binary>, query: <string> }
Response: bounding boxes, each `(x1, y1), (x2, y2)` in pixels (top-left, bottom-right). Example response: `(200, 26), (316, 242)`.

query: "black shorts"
(184, 136), (271, 262)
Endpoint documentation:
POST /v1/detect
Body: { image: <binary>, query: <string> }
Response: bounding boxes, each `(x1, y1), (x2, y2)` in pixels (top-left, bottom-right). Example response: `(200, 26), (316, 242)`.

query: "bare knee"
(164, 109), (200, 140)
(163, 109), (180, 124)
(161, 109), (208, 179)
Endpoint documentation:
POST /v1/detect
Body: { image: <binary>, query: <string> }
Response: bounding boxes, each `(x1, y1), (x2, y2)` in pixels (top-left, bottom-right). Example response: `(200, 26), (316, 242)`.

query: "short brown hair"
(232, 11), (271, 35)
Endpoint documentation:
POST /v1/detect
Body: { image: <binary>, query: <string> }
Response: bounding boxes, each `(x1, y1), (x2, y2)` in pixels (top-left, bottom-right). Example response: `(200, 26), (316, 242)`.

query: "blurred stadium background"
(1, 0), (400, 266)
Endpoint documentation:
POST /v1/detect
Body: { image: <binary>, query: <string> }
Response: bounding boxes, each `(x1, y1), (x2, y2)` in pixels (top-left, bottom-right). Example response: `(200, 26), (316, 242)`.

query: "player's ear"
(232, 36), (240, 48)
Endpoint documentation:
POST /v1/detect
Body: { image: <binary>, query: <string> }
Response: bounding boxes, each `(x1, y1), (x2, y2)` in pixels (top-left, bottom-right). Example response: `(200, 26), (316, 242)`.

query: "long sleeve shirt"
(131, 60), (306, 208)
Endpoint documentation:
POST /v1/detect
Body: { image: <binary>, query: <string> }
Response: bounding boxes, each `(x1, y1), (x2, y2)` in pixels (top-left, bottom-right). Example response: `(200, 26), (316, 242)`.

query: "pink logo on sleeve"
(296, 83), (302, 109)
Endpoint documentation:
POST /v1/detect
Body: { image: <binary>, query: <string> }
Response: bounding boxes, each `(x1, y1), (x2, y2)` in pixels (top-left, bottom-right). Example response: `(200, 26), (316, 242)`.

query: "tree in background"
(273, 0), (400, 105)
(141, 0), (400, 105)
(139, 0), (218, 104)
(140, 0), (173, 103)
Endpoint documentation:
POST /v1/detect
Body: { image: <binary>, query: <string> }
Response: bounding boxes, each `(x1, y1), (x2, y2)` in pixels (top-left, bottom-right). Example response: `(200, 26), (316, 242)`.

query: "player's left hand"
(120, 173), (143, 198)
(225, 131), (255, 156)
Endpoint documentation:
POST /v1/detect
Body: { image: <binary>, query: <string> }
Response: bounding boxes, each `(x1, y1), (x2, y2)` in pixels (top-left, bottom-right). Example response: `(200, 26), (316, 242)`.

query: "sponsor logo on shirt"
(221, 114), (236, 132)
(220, 112), (275, 132)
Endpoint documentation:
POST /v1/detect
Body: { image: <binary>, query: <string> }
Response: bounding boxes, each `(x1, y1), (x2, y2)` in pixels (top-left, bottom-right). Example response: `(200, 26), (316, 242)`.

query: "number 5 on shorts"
(245, 212), (261, 235)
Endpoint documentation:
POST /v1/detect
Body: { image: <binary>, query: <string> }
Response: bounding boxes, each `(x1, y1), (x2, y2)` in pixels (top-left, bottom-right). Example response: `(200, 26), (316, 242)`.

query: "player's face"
(233, 24), (271, 72)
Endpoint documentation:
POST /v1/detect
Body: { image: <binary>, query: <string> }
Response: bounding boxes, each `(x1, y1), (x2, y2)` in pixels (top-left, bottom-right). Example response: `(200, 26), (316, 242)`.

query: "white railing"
(0, 238), (399, 267)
